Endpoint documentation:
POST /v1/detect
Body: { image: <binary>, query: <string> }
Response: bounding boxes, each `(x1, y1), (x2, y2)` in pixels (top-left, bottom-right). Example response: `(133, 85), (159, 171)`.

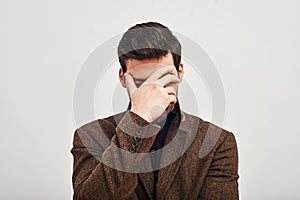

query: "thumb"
(125, 73), (137, 97)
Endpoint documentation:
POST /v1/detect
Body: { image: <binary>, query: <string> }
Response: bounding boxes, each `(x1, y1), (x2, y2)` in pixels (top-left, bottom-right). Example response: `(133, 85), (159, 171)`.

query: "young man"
(71, 22), (239, 199)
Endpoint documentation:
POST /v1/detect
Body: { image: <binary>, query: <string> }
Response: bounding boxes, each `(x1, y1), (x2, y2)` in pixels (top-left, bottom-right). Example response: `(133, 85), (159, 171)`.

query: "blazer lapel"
(138, 171), (155, 200)
(156, 110), (198, 200)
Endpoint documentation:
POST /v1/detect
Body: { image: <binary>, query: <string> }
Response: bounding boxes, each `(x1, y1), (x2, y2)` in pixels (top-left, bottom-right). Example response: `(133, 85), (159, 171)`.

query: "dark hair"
(117, 22), (182, 73)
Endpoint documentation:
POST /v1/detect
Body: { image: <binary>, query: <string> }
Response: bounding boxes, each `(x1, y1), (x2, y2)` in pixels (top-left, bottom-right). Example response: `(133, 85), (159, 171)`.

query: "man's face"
(119, 52), (184, 98)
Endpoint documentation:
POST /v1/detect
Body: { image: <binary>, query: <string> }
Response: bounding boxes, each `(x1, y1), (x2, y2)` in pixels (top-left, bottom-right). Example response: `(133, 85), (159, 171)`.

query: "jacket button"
(129, 146), (135, 153)
(136, 129), (142, 136)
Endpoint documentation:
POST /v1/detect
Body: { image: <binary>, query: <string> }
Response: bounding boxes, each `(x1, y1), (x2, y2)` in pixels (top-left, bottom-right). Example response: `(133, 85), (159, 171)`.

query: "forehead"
(125, 52), (174, 79)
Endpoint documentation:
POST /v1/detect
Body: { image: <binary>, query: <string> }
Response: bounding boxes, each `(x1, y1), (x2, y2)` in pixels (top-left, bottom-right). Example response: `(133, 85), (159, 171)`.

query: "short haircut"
(117, 22), (182, 73)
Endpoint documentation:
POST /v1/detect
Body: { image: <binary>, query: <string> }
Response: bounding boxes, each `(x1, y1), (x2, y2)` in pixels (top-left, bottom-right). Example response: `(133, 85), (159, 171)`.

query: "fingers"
(125, 65), (179, 101)
(168, 93), (177, 104)
(155, 74), (180, 86)
(164, 86), (176, 96)
(144, 65), (177, 83)
(162, 87), (177, 104)
(124, 73), (137, 97)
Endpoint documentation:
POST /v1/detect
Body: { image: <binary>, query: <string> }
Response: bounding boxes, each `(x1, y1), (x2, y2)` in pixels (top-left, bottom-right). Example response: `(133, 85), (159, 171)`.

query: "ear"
(119, 68), (126, 88)
(178, 63), (184, 82)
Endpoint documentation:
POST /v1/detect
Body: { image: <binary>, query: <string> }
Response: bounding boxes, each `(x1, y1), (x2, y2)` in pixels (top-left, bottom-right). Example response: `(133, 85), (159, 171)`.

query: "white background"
(1, 0), (300, 199)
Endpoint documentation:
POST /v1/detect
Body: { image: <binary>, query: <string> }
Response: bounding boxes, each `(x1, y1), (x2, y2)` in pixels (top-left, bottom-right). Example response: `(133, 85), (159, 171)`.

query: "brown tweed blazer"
(71, 106), (239, 200)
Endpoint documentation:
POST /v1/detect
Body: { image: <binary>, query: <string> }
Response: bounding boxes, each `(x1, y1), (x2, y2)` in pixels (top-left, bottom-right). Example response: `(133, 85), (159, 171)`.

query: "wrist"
(130, 108), (152, 123)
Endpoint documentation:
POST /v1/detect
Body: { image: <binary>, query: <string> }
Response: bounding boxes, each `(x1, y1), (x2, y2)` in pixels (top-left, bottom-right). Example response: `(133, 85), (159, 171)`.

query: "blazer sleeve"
(198, 131), (239, 200)
(70, 111), (160, 200)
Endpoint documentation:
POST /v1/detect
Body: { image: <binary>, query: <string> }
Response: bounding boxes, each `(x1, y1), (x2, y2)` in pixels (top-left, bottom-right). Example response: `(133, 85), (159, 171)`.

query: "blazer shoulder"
(181, 110), (233, 132)
(181, 110), (237, 150)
